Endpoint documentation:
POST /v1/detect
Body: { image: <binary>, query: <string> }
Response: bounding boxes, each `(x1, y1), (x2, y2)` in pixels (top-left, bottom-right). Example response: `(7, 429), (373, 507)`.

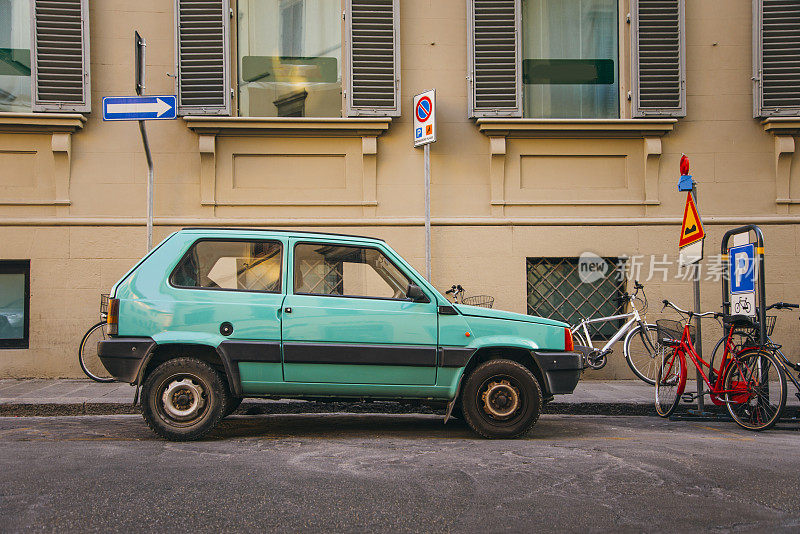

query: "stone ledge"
(476, 118), (677, 138)
(183, 116), (392, 137)
(0, 112), (86, 134)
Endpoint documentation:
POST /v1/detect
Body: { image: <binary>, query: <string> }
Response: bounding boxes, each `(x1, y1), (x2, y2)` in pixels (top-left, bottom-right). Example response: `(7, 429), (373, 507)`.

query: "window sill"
(183, 116), (392, 137)
(475, 118), (677, 139)
(0, 112), (86, 134)
(762, 117), (800, 136)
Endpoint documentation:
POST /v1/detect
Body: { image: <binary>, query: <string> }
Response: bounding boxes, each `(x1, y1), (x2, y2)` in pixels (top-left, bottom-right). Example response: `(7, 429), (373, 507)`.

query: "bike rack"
(720, 225), (767, 345)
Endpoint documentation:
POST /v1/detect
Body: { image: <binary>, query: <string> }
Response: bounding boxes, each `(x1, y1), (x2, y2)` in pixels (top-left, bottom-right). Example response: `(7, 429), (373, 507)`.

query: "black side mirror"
(407, 283), (428, 303)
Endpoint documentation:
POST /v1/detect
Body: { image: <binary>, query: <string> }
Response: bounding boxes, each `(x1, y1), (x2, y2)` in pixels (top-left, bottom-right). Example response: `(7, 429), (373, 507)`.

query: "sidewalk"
(0, 378), (797, 415)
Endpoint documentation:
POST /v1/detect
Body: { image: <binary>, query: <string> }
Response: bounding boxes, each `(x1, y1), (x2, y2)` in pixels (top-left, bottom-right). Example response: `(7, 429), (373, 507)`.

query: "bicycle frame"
(571, 306), (645, 355)
(668, 323), (751, 406)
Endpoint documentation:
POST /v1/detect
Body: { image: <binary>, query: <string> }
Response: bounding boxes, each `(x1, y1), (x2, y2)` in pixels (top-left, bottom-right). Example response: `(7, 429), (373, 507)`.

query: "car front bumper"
(97, 337), (155, 383)
(532, 351), (582, 395)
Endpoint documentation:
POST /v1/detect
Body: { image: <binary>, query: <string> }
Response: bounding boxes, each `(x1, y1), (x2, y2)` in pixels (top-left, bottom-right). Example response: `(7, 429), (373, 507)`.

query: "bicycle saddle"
(724, 315), (756, 330)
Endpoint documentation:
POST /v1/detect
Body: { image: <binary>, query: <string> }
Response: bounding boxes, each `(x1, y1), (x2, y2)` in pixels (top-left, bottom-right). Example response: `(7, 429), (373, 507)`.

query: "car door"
(167, 236), (286, 392)
(281, 239), (438, 385)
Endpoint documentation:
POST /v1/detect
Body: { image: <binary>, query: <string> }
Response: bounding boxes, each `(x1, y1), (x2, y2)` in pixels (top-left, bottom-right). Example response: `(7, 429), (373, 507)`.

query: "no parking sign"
(413, 89), (436, 147)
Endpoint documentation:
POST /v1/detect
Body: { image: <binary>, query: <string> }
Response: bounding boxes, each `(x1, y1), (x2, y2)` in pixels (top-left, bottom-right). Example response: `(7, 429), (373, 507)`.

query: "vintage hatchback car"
(98, 228), (581, 440)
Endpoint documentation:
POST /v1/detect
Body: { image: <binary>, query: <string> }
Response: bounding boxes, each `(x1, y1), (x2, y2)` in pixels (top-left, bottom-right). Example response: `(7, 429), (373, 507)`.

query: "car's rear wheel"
(141, 357), (228, 441)
(462, 359), (542, 439)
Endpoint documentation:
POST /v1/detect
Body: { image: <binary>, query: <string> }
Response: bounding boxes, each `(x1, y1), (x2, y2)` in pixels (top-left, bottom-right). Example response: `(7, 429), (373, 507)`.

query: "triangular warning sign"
(678, 192), (704, 247)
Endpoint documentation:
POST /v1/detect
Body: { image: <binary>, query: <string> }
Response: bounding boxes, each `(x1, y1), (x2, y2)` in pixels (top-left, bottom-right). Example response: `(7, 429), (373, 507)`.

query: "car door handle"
(284, 307), (292, 313)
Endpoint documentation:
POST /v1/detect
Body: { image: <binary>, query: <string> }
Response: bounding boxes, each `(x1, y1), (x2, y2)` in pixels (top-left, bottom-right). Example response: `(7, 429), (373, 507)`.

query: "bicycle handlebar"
(661, 299), (721, 318)
(766, 301), (799, 311)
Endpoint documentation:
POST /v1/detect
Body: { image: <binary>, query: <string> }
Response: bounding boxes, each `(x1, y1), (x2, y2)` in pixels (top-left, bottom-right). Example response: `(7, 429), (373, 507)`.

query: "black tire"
(461, 359), (542, 439)
(141, 357), (228, 441)
(624, 324), (661, 385)
(78, 322), (115, 382)
(724, 349), (786, 431)
(655, 349), (684, 418)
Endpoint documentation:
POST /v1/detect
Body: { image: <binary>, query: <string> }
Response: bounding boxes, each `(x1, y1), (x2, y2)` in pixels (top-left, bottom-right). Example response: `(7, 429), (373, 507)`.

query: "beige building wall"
(1, 0), (799, 378)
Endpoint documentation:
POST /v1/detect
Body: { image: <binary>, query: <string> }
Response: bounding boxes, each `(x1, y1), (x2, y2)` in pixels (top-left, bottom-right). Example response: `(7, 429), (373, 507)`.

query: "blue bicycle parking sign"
(729, 243), (755, 294)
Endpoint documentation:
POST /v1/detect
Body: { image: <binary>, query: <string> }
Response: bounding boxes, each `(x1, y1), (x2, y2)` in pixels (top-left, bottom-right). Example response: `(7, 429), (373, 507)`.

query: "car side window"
(171, 240), (282, 292)
(294, 243), (412, 300)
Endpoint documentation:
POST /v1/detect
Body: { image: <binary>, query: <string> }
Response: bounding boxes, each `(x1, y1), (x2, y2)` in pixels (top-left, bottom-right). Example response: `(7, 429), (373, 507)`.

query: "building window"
(521, 0), (619, 118)
(0, 0), (31, 112)
(0, 260), (30, 349)
(237, 0), (342, 117)
(294, 243), (412, 300)
(170, 240), (283, 292)
(526, 257), (625, 340)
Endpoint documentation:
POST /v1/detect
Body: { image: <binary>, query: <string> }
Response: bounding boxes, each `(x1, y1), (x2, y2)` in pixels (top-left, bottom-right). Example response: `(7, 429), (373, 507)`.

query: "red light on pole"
(680, 154), (690, 176)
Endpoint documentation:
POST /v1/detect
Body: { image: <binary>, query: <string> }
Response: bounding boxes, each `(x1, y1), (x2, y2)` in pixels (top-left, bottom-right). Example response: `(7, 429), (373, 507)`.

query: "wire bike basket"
(461, 295), (494, 308)
(656, 319), (695, 346)
(100, 293), (110, 315)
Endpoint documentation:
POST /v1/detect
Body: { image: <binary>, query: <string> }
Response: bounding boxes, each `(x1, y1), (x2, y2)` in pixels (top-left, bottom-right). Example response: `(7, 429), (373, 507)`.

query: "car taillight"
(106, 298), (119, 335)
(564, 328), (574, 352)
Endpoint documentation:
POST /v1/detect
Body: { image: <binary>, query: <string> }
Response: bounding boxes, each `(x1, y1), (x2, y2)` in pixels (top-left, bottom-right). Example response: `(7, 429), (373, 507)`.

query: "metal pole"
(691, 184), (707, 415)
(424, 143), (431, 281)
(139, 121), (154, 251)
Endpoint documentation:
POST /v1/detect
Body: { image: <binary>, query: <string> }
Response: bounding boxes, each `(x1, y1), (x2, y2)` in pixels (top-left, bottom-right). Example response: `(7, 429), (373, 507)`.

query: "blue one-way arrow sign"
(102, 95), (177, 121)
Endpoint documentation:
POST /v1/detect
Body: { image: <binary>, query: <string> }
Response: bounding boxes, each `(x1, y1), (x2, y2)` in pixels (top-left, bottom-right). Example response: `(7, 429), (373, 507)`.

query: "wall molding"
(0, 113), (85, 211)
(3, 215), (800, 227)
(476, 119), (676, 214)
(184, 117), (392, 210)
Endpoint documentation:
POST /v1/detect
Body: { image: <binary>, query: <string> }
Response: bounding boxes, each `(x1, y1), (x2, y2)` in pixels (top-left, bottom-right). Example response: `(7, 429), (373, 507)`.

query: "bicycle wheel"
(79, 321), (115, 382)
(624, 323), (662, 385)
(655, 348), (685, 418)
(724, 348), (786, 431)
(709, 331), (754, 376)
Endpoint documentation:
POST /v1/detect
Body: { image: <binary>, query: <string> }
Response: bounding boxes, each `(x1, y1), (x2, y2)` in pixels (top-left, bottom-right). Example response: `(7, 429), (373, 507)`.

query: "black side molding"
(283, 342), (437, 367)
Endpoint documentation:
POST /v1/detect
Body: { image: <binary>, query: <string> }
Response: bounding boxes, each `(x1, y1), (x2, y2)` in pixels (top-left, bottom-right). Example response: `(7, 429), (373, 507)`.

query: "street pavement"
(0, 413), (799, 532)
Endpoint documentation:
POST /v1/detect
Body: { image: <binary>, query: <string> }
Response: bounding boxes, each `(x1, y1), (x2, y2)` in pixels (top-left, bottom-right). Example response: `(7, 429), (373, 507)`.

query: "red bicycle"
(655, 299), (787, 431)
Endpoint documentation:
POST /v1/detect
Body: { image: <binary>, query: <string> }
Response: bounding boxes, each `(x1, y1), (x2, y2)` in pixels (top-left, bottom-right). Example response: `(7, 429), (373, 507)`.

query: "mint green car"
(98, 228), (581, 440)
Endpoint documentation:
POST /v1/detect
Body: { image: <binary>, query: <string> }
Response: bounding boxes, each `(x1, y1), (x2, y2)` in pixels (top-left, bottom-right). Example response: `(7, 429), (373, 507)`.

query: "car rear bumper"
(532, 351), (582, 395)
(97, 337), (155, 383)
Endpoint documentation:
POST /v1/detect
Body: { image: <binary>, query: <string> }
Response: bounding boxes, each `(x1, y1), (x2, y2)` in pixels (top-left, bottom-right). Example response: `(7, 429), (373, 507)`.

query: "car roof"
(180, 227), (386, 242)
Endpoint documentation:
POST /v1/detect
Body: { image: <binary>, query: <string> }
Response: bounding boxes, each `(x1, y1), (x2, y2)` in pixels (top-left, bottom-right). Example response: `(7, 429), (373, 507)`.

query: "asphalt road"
(1, 413), (799, 533)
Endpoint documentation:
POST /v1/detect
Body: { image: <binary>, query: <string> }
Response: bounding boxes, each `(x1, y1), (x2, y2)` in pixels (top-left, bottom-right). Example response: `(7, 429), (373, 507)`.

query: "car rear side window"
(171, 240), (282, 293)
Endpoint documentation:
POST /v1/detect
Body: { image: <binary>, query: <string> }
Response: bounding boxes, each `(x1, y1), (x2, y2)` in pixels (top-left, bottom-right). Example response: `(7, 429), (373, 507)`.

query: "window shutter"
(31, 0), (91, 113)
(345, 0), (400, 116)
(176, 0), (230, 116)
(754, 0), (800, 117)
(631, 0), (686, 118)
(467, 0), (521, 118)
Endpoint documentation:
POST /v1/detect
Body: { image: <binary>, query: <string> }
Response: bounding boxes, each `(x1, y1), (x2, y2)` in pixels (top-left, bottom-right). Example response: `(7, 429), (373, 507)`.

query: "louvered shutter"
(30, 0), (91, 112)
(754, 0), (800, 117)
(176, 0), (230, 116)
(631, 0), (686, 118)
(467, 0), (521, 118)
(345, 0), (400, 116)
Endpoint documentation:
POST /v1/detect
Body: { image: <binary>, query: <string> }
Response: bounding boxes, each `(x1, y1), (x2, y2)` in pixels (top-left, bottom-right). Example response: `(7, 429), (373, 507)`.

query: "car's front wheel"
(141, 357), (228, 441)
(461, 359), (542, 439)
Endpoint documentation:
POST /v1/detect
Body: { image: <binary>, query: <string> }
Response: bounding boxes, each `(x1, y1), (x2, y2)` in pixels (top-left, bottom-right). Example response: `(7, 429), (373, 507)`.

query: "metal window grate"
(346, 0), (400, 116)
(526, 257), (625, 340)
(296, 258), (343, 295)
(631, 0), (685, 117)
(468, 0), (521, 117)
(755, 0), (800, 117)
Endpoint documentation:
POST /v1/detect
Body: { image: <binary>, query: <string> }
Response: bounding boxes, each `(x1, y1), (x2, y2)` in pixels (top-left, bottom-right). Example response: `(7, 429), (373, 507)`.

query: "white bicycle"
(570, 281), (665, 385)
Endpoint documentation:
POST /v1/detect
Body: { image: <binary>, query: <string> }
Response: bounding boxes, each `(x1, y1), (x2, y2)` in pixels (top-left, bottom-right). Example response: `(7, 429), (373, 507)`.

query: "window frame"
(168, 238), (285, 294)
(292, 241), (426, 303)
(0, 260), (30, 349)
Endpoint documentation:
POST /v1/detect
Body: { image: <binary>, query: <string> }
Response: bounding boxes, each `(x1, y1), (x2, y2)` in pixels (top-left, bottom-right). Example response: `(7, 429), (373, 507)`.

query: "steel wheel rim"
(156, 373), (210, 426)
(476, 374), (527, 426)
